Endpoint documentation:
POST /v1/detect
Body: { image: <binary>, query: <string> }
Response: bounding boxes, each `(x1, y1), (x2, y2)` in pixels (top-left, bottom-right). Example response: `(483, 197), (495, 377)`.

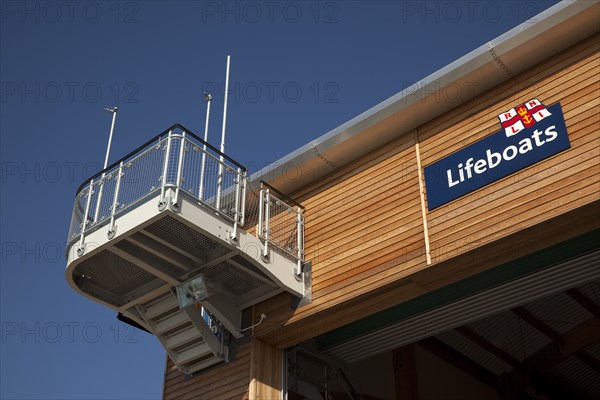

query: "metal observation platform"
(66, 123), (310, 375)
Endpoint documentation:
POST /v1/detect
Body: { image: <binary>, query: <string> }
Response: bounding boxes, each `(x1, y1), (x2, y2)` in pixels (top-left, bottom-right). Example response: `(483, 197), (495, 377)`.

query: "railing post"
(77, 178), (94, 256)
(296, 207), (303, 277)
(230, 166), (243, 241)
(216, 162), (223, 212)
(198, 147), (207, 202)
(107, 161), (124, 239)
(240, 172), (247, 227)
(258, 188), (264, 240)
(173, 132), (186, 207)
(159, 130), (172, 208)
(262, 189), (270, 259)
(93, 173), (105, 224)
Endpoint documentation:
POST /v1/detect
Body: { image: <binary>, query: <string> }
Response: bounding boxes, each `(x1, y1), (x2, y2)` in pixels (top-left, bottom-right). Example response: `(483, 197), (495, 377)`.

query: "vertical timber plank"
(249, 337), (282, 399)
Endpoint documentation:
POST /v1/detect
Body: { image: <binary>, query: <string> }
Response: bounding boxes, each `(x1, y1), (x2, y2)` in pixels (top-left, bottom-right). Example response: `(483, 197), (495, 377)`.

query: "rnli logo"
(498, 98), (552, 137)
(424, 99), (571, 210)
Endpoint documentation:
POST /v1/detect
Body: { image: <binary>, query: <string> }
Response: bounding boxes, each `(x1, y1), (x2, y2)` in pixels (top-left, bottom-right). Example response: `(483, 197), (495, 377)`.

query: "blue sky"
(1, 1), (561, 398)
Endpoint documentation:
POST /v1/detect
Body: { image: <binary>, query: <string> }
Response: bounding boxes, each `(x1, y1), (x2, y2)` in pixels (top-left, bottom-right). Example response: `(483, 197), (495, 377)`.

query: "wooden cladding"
(421, 34), (600, 265)
(252, 128), (428, 347)
(251, 33), (599, 349)
(248, 337), (282, 399)
(163, 344), (250, 400)
(162, 338), (282, 399)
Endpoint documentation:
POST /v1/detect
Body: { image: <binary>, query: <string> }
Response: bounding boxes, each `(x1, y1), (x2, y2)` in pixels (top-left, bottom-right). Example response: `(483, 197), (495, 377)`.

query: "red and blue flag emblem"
(498, 98), (552, 137)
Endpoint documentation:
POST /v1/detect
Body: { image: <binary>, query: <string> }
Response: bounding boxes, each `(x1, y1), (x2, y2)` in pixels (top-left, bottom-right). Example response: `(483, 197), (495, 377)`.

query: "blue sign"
(424, 102), (570, 210)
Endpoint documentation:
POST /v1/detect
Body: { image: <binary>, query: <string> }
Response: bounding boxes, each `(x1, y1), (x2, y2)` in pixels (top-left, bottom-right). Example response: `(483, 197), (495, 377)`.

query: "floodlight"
(176, 274), (214, 309)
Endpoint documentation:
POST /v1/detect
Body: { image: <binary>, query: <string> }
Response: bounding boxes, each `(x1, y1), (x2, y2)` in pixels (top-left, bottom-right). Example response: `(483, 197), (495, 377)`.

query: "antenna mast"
(199, 93), (212, 200)
(216, 55), (231, 211)
(94, 107), (118, 224)
(220, 55), (231, 156)
(103, 107), (118, 169)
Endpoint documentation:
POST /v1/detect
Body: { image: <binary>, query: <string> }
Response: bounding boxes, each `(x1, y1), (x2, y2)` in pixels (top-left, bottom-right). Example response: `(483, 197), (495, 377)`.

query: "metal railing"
(67, 123), (305, 267)
(258, 181), (305, 275)
(67, 124), (247, 252)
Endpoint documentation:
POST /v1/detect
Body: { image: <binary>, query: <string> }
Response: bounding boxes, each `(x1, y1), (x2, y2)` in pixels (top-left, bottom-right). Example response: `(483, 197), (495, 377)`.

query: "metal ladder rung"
(144, 294), (179, 320)
(156, 311), (188, 335)
(177, 342), (212, 365)
(185, 356), (224, 374)
(167, 326), (203, 350)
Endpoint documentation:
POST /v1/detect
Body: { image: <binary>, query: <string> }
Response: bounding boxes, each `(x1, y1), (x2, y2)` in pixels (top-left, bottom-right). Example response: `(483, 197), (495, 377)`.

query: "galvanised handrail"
(258, 182), (305, 275)
(68, 123), (305, 267)
(68, 124), (248, 253)
(74, 123), (247, 196)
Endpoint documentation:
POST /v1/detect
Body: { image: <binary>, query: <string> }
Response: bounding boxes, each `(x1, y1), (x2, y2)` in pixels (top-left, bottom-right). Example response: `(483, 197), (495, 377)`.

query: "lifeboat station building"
(66, 1), (600, 399)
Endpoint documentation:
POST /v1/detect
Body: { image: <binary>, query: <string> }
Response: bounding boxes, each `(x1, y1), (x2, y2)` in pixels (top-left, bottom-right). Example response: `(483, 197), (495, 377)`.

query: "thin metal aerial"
(199, 92), (212, 200)
(93, 106), (118, 224)
(216, 55), (231, 211)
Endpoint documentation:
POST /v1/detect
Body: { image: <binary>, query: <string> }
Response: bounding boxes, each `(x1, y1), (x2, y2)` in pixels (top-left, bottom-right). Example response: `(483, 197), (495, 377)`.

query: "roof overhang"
(250, 0), (600, 194)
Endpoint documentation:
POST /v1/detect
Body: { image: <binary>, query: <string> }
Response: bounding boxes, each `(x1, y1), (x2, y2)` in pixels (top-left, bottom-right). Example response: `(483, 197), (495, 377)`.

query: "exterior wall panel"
(252, 34), (599, 349)
(252, 129), (426, 342)
(302, 130), (424, 301)
(422, 35), (599, 264)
